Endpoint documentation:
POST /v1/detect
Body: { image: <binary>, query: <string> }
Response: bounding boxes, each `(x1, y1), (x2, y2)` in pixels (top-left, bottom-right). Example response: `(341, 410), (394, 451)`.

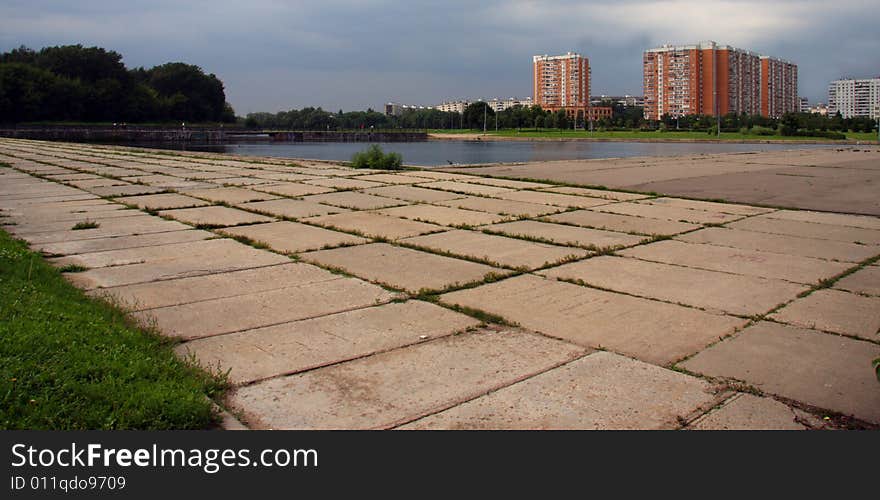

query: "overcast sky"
(1, 1), (877, 114)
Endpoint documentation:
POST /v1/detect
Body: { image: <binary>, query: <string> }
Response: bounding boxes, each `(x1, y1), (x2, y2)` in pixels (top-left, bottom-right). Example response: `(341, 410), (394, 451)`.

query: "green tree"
(146, 62), (228, 122)
(463, 101), (495, 130)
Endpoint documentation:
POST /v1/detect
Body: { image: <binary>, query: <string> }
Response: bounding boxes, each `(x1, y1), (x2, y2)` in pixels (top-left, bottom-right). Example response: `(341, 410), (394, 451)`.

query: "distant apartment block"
(799, 97), (810, 113)
(433, 100), (471, 114)
(486, 97), (533, 112)
(760, 56), (798, 118)
(591, 95), (645, 107)
(533, 52), (590, 109)
(828, 78), (880, 119)
(643, 41), (797, 120)
(809, 103), (829, 116)
(432, 97), (533, 114)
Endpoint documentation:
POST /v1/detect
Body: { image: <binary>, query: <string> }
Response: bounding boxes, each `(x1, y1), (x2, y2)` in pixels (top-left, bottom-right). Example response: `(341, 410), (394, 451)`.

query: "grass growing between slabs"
(0, 229), (225, 429)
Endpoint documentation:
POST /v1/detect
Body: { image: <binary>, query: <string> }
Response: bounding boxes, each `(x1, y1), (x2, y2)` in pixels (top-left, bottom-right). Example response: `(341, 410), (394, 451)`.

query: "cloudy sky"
(1, 1), (877, 114)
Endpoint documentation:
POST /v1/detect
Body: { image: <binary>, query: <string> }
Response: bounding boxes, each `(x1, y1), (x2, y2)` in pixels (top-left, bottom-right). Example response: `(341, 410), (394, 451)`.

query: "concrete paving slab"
(302, 242), (504, 292)
(497, 190), (613, 208)
(689, 393), (815, 430)
(540, 185), (650, 201)
(7, 213), (181, 236)
(681, 321), (880, 423)
(540, 255), (807, 316)
(36, 229), (213, 257)
(302, 191), (408, 210)
(360, 185), (467, 203)
(304, 177), (386, 190)
(676, 227), (880, 263)
(158, 206), (275, 227)
(113, 193), (209, 210)
(621, 239), (851, 284)
(220, 221), (368, 253)
(87, 184), (166, 197)
(182, 187), (279, 204)
(728, 216), (880, 245)
(134, 276), (394, 340)
(639, 197), (773, 216)
(834, 266), (880, 296)
(402, 229), (589, 269)
(460, 177), (549, 189)
(303, 211), (443, 239)
(67, 178), (129, 189)
(250, 183), (335, 197)
(62, 239), (290, 289)
(769, 289), (880, 340)
(227, 327), (587, 429)
(351, 173), (429, 185)
(177, 300), (481, 385)
(376, 204), (507, 227)
(237, 198), (349, 219)
(483, 220), (644, 249)
(209, 177), (275, 186)
(416, 180), (515, 197)
(763, 209), (880, 230)
(545, 209), (701, 236)
(404, 170), (477, 181)
(402, 351), (716, 430)
(598, 201), (742, 224)
(90, 262), (334, 310)
(440, 274), (745, 365)
(436, 196), (566, 217)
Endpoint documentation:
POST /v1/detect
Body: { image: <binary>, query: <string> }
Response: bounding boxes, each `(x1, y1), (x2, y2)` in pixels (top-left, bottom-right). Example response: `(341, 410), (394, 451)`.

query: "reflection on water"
(130, 140), (834, 167)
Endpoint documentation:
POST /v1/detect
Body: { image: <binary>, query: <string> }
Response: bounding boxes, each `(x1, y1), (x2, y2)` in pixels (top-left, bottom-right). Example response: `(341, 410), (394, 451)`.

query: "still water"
(143, 140), (834, 167)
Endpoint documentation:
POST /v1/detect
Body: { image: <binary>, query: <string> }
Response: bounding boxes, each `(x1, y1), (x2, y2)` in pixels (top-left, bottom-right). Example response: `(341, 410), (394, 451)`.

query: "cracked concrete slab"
(132, 276), (394, 340)
(303, 211), (443, 239)
(402, 229), (590, 269)
(676, 227), (880, 263)
(483, 220), (644, 249)
(440, 274), (746, 365)
(114, 193), (210, 210)
(220, 221), (368, 253)
(376, 204), (508, 227)
(728, 216), (880, 245)
(769, 289), (880, 340)
(402, 351), (717, 430)
(834, 266), (880, 296)
(545, 209), (700, 236)
(237, 198), (349, 219)
(177, 300), (481, 385)
(681, 321), (880, 423)
(227, 327), (587, 429)
(158, 206), (275, 227)
(689, 393), (817, 430)
(181, 187), (280, 204)
(621, 239), (851, 284)
(302, 242), (506, 292)
(539, 255), (807, 316)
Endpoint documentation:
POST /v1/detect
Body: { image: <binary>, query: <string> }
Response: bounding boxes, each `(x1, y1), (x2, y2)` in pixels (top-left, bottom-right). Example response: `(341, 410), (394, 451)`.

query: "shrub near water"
(0, 230), (223, 429)
(351, 144), (402, 170)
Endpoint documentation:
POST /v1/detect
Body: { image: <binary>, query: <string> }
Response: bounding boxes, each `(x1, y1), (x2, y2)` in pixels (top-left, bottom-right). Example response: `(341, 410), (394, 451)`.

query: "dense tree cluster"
(244, 107), (463, 130)
(0, 45), (235, 123)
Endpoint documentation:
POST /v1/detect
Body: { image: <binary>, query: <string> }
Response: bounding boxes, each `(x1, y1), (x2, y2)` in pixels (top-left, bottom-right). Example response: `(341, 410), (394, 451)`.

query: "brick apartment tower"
(761, 56), (799, 118)
(533, 53), (590, 111)
(643, 41), (796, 120)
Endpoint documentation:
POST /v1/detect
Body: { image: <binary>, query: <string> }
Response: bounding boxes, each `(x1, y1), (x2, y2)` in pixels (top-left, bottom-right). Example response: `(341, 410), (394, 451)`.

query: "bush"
(351, 144), (402, 170)
(749, 126), (777, 136)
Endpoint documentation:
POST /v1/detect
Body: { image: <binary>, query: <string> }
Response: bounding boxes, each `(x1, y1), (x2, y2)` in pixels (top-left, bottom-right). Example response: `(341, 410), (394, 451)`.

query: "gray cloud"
(1, 1), (876, 113)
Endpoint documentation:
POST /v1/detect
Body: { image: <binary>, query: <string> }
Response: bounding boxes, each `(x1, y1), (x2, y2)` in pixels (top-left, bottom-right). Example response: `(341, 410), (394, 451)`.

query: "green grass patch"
(0, 229), (225, 429)
(71, 220), (99, 230)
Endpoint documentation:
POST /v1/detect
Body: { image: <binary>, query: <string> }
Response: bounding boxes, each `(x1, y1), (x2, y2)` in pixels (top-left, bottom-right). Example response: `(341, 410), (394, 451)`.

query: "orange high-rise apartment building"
(533, 52), (612, 121)
(643, 41), (797, 120)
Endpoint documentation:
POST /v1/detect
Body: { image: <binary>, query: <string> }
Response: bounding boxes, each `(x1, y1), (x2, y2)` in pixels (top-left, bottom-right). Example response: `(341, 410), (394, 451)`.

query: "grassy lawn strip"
(0, 229), (225, 429)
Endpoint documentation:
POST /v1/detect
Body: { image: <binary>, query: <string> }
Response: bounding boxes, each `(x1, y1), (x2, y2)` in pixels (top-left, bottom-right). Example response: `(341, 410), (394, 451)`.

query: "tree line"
(0, 45), (235, 123)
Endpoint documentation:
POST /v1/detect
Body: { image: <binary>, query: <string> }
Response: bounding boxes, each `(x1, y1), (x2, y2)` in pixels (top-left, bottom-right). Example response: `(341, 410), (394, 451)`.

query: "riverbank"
(429, 131), (879, 144)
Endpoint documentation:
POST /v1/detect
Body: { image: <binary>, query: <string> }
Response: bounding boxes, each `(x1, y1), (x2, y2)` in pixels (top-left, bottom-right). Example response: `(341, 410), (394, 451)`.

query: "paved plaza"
(1, 138), (878, 429)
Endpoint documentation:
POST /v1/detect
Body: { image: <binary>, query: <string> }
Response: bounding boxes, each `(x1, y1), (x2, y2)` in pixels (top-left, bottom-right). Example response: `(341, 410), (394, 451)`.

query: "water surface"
(136, 140), (834, 167)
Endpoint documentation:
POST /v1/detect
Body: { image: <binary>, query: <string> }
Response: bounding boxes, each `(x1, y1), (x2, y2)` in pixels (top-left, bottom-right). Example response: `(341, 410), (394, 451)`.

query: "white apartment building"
(433, 101), (471, 113)
(828, 78), (880, 119)
(486, 97), (533, 112)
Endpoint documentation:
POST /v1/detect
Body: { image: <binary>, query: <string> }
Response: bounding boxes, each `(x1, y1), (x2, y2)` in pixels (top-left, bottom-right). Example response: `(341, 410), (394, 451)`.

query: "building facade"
(533, 52), (590, 110)
(486, 97), (533, 112)
(828, 78), (880, 119)
(760, 56), (798, 118)
(643, 41), (796, 120)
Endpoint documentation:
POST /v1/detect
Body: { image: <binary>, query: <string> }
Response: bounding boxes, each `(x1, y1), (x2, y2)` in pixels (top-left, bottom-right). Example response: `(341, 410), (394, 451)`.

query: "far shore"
(428, 132), (879, 145)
